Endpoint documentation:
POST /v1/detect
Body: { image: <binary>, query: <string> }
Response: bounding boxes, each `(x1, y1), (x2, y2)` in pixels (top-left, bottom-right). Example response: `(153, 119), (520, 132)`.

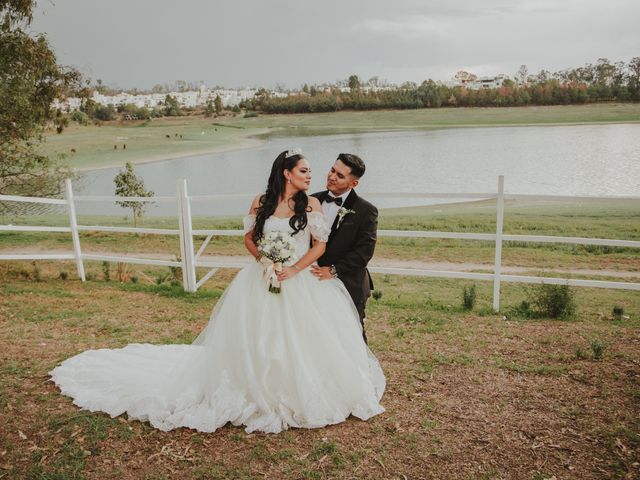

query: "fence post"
(177, 179), (197, 292)
(64, 179), (85, 281)
(492, 175), (505, 312)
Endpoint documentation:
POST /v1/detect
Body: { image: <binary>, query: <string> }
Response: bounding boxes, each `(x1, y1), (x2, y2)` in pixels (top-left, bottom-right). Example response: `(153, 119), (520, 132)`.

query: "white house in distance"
(445, 74), (509, 90)
(467, 75), (508, 90)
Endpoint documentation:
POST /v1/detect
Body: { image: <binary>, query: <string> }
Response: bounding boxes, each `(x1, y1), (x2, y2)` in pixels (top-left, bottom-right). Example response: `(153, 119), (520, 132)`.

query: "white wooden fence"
(1, 177), (639, 311)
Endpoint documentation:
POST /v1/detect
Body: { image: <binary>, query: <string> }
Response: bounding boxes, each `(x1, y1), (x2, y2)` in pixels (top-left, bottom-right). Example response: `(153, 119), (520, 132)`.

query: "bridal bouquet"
(257, 231), (297, 293)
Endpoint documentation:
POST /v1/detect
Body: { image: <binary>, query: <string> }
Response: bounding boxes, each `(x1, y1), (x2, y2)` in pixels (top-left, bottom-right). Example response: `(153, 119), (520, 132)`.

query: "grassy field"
(39, 103), (640, 170)
(0, 260), (639, 479)
(2, 199), (639, 273)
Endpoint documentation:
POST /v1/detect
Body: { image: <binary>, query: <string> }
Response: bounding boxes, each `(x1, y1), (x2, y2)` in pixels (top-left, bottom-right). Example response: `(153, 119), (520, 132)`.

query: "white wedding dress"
(50, 212), (385, 433)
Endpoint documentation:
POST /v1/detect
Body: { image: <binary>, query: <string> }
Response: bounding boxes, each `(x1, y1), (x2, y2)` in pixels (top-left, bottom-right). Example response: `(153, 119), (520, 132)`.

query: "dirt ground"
(0, 264), (639, 479)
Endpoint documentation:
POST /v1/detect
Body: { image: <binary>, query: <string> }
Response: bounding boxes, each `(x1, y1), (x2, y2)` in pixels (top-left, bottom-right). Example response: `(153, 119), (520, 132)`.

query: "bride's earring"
(287, 178), (291, 184)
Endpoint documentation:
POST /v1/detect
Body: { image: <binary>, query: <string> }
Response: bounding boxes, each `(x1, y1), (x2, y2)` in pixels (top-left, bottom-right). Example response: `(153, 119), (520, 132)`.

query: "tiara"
(285, 148), (302, 158)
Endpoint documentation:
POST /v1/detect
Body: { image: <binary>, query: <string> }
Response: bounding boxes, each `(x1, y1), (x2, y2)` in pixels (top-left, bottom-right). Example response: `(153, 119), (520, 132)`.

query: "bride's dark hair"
(252, 150), (309, 243)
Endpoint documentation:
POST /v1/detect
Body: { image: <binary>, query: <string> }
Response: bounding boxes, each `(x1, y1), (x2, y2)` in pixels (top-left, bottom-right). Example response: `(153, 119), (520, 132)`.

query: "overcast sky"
(31, 0), (640, 90)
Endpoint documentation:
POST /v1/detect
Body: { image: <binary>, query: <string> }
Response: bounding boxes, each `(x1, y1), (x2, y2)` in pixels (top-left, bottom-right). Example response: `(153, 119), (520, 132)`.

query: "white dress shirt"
(321, 189), (351, 230)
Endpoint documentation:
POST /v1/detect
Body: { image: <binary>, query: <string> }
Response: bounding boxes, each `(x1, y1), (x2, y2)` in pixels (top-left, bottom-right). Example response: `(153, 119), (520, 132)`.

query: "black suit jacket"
(312, 190), (377, 309)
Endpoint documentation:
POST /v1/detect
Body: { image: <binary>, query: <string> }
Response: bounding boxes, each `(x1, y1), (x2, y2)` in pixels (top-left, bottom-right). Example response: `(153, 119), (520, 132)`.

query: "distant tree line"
(241, 58), (640, 114)
(70, 93), (239, 125)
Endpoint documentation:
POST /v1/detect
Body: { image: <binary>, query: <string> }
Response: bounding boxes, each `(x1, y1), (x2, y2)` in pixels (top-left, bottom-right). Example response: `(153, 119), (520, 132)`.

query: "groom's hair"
(337, 153), (366, 178)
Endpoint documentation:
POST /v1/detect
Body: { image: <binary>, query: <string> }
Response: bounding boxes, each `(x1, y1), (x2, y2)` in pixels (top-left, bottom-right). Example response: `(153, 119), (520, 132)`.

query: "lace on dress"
(243, 212), (329, 242)
(243, 214), (256, 235)
(307, 211), (330, 242)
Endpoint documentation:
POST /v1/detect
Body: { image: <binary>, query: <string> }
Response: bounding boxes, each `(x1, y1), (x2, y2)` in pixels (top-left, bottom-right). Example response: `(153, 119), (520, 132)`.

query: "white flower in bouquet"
(257, 231), (297, 293)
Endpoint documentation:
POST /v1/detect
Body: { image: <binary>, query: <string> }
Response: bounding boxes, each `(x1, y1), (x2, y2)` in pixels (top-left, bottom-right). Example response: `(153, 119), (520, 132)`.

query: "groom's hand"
(311, 265), (332, 281)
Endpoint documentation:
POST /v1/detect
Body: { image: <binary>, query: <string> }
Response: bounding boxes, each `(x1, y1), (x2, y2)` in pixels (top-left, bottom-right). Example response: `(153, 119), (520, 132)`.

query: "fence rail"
(1, 177), (639, 310)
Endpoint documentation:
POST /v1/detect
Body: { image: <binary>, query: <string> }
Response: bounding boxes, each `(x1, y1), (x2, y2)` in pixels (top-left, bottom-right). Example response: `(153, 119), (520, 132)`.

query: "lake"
(75, 123), (640, 216)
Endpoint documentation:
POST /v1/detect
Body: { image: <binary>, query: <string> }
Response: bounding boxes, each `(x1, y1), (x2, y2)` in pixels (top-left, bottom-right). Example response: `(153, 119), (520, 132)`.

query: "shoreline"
(73, 130), (268, 172)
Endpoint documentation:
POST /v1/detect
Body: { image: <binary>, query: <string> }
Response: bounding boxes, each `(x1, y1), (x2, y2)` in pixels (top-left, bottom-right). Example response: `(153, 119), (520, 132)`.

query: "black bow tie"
(325, 196), (343, 206)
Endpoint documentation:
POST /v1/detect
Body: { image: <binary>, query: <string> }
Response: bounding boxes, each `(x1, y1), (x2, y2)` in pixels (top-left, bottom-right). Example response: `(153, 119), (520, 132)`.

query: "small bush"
(612, 305), (625, 320)
(591, 340), (605, 360)
(575, 347), (589, 360)
(102, 261), (110, 282)
(529, 283), (576, 319)
(59, 271), (69, 281)
(169, 256), (182, 282)
(155, 272), (169, 285)
(70, 110), (89, 125)
(462, 284), (476, 311)
(130, 276), (139, 284)
(243, 111), (258, 118)
(518, 300), (531, 315)
(85, 271), (96, 281)
(32, 262), (41, 282)
(372, 290), (382, 301)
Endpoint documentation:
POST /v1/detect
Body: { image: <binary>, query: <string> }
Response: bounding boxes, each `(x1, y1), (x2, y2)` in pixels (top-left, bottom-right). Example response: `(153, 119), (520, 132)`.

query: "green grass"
(39, 103), (640, 169)
(2, 199), (639, 273)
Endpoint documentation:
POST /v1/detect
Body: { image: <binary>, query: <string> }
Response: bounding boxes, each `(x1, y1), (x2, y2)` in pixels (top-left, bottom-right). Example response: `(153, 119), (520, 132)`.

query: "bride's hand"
(276, 266), (299, 282)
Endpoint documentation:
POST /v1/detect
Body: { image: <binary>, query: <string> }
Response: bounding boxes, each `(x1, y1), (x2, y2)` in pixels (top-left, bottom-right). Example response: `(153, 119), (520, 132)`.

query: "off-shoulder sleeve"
(308, 211), (330, 242)
(243, 214), (256, 235)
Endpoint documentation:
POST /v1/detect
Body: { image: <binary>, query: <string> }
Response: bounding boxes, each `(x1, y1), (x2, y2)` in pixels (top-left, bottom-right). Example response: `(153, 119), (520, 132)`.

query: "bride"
(50, 149), (386, 434)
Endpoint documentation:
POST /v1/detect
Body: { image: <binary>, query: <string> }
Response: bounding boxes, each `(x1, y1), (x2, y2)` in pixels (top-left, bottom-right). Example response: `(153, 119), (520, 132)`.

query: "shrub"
(591, 340), (605, 360)
(85, 271), (96, 281)
(32, 262), (41, 282)
(529, 283), (576, 319)
(372, 290), (382, 301)
(59, 271), (69, 281)
(169, 256), (182, 282)
(102, 261), (110, 282)
(130, 276), (139, 284)
(612, 305), (625, 320)
(243, 111), (258, 118)
(462, 284), (476, 310)
(575, 347), (589, 360)
(155, 272), (169, 285)
(70, 110), (89, 125)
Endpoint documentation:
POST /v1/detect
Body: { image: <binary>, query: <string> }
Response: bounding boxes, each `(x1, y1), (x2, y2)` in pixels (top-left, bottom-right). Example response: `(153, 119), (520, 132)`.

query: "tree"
(627, 57), (640, 100)
(95, 78), (106, 94)
(204, 99), (214, 117)
(0, 0), (84, 198)
(214, 95), (223, 115)
(454, 71), (477, 85)
(164, 94), (181, 116)
(348, 74), (361, 93)
(515, 65), (529, 85)
(535, 69), (551, 83)
(114, 162), (154, 227)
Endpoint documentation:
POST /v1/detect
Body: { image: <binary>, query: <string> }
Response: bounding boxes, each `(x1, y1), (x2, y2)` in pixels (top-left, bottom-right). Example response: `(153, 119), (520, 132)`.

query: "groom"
(311, 153), (377, 343)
